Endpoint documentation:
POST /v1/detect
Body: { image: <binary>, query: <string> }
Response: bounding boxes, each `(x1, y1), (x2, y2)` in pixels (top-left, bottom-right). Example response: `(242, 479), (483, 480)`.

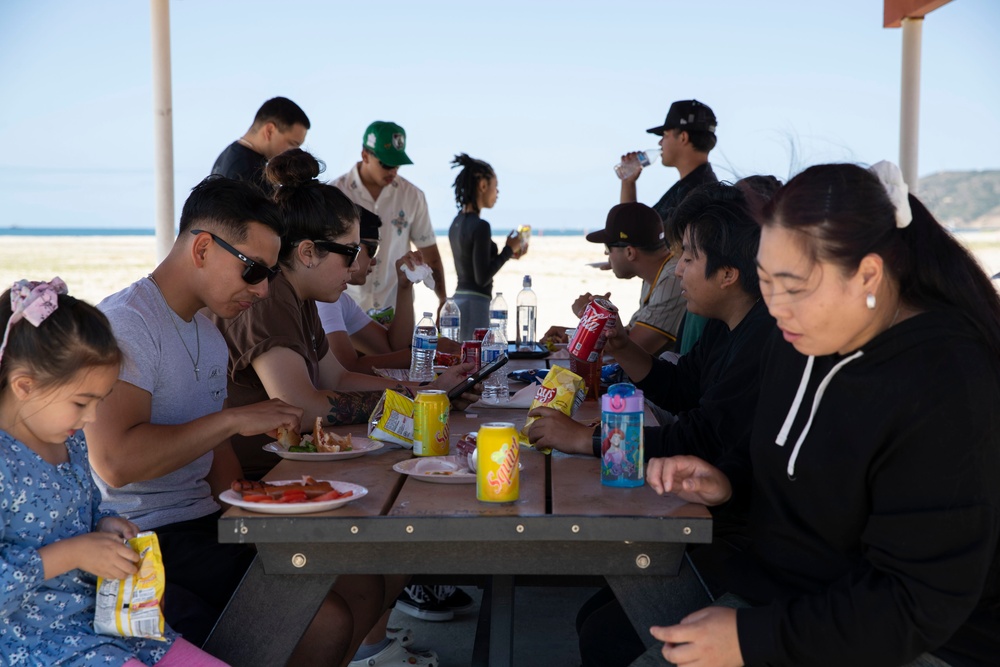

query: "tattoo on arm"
(324, 385), (413, 425)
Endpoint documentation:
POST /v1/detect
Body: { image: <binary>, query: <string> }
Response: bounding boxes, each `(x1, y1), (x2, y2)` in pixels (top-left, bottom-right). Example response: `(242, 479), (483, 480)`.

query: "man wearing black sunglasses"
(316, 207), (428, 373)
(331, 120), (448, 316)
(90, 176), (374, 655)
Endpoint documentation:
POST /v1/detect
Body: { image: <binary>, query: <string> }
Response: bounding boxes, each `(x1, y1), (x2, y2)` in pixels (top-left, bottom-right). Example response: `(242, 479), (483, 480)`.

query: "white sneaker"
(348, 638), (438, 667)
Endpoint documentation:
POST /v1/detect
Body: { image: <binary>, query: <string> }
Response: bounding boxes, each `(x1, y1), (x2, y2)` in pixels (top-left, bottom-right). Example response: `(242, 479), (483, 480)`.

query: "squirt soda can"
(476, 422), (520, 503)
(412, 390), (450, 457)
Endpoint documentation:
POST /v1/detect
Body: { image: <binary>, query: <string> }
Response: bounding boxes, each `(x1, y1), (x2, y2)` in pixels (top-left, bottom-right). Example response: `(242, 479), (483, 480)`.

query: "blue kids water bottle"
(600, 383), (644, 487)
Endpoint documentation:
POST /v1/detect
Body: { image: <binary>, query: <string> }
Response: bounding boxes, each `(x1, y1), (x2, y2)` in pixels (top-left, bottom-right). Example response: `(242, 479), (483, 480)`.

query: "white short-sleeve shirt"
(331, 163), (436, 312)
(316, 293), (376, 336)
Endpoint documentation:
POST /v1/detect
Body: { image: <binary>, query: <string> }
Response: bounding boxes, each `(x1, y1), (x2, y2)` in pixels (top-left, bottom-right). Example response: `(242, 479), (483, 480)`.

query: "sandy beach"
(3, 231), (1000, 336)
(0, 235), (642, 336)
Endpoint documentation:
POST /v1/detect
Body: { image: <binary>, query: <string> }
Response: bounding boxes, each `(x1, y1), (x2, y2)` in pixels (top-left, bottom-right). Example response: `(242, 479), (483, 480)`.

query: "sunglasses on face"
(360, 240), (379, 259)
(312, 240), (362, 265)
(189, 229), (280, 284)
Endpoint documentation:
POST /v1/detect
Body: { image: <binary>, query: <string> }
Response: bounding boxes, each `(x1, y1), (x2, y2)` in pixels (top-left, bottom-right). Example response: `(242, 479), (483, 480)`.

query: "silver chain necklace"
(147, 275), (201, 381)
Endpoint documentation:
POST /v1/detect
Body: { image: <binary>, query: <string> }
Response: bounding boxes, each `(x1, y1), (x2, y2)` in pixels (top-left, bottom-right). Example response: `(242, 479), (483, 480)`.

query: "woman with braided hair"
(447, 153), (523, 340)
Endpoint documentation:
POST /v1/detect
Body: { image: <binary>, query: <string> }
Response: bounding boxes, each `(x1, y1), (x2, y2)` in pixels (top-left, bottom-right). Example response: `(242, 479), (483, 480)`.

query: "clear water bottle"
(489, 292), (508, 340)
(481, 326), (509, 404)
(614, 148), (662, 180)
(409, 311), (438, 382)
(440, 297), (461, 341)
(515, 276), (537, 348)
(600, 383), (644, 487)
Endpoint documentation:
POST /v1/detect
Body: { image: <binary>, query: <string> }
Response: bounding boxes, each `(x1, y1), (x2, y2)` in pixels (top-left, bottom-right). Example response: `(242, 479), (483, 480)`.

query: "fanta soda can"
(476, 422), (519, 502)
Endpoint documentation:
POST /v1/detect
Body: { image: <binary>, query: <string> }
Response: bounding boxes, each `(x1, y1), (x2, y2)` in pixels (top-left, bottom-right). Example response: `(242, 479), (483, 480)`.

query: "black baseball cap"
(586, 202), (665, 247)
(358, 206), (382, 240)
(646, 99), (717, 136)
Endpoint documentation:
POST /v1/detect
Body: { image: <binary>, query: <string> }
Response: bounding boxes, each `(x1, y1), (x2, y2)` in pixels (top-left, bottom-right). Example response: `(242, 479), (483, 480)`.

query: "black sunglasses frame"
(312, 239), (362, 265)
(189, 229), (280, 285)
(360, 240), (379, 259)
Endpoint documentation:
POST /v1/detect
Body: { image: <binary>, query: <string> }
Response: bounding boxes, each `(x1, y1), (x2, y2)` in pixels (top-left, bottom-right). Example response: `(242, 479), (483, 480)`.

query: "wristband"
(588, 422), (601, 457)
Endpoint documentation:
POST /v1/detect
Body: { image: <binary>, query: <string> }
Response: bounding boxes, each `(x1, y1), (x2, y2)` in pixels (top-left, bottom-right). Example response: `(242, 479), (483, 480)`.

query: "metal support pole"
(899, 16), (923, 193)
(150, 0), (174, 261)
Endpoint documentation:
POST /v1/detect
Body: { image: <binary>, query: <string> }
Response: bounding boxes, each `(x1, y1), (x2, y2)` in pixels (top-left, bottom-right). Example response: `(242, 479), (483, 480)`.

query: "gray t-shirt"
(96, 277), (227, 529)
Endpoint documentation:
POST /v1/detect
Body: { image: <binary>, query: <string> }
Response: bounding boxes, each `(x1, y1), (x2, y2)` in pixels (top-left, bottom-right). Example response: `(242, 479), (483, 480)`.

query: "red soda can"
(568, 297), (618, 363)
(461, 341), (482, 371)
(473, 328), (489, 341)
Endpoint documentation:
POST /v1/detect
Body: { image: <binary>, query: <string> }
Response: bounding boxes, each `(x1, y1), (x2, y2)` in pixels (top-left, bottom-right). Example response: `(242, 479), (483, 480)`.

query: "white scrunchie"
(869, 160), (913, 228)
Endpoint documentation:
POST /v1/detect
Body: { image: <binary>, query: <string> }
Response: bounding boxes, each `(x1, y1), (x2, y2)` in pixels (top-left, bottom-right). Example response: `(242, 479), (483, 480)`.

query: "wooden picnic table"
(204, 363), (711, 667)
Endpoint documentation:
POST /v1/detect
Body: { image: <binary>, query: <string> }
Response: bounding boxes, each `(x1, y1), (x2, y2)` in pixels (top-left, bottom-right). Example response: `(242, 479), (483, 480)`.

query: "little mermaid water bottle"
(600, 383), (644, 487)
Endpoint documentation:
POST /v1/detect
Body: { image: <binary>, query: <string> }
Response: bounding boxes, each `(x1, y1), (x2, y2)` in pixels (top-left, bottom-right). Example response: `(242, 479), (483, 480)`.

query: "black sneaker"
(395, 585), (454, 622)
(430, 585), (476, 614)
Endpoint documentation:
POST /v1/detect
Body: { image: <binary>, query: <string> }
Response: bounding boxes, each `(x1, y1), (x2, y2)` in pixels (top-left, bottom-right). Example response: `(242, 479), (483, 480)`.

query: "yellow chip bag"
(94, 531), (167, 641)
(368, 389), (415, 447)
(520, 365), (586, 451)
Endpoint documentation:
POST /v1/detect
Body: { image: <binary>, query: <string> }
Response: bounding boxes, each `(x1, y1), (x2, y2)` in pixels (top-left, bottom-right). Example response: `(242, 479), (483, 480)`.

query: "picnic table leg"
(471, 575), (515, 667)
(203, 555), (337, 667)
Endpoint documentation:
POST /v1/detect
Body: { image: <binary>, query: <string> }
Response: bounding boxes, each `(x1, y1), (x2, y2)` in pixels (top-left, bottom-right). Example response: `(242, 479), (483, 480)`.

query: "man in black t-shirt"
(620, 99), (720, 352)
(211, 96), (310, 195)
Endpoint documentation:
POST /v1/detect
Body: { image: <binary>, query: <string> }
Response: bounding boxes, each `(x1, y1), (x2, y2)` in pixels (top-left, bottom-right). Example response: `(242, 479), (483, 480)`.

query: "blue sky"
(0, 0), (998, 230)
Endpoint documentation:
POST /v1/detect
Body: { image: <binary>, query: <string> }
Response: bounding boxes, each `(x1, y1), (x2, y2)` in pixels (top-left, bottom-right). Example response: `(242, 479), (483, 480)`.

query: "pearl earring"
(866, 293), (876, 310)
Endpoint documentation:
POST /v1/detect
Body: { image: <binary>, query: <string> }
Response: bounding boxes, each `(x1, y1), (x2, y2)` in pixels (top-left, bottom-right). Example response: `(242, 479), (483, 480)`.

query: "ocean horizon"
(0, 227), (592, 237)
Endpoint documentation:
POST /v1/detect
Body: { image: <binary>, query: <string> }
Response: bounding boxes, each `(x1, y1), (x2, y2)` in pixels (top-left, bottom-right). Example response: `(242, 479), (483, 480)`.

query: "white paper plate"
(221, 480), (367, 514)
(262, 436), (384, 461)
(393, 455), (476, 484)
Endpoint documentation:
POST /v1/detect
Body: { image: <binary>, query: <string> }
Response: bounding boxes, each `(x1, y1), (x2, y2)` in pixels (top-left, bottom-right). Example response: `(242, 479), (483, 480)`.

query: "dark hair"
(251, 97), (310, 132)
(673, 183), (762, 298)
(178, 175), (286, 240)
(450, 153), (495, 212)
(0, 289), (121, 393)
(265, 149), (359, 266)
(764, 163), (1000, 357)
(684, 129), (717, 154)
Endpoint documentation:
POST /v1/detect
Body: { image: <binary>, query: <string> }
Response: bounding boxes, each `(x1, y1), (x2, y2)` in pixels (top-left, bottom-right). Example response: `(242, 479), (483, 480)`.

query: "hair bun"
(265, 149), (325, 189)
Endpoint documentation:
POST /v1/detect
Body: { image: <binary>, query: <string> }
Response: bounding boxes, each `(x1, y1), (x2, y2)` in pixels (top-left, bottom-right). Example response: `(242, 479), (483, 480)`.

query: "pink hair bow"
(0, 277), (69, 366)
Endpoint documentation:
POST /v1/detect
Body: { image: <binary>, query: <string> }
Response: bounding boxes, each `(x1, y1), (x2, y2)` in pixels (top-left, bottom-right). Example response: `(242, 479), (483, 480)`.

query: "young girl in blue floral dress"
(0, 279), (227, 667)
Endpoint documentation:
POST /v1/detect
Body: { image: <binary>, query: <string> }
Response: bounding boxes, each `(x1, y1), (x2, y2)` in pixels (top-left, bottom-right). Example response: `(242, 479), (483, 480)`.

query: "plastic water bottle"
(440, 297), (461, 341)
(600, 383), (644, 487)
(489, 292), (508, 340)
(409, 312), (438, 382)
(515, 276), (537, 348)
(481, 326), (509, 404)
(614, 148), (662, 180)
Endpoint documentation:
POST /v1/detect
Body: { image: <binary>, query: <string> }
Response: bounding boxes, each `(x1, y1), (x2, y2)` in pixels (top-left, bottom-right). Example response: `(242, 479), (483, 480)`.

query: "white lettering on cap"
(366, 132), (377, 149)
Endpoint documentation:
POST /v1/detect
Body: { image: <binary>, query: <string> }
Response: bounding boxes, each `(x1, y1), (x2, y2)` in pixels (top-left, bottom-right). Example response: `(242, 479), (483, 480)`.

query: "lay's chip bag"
(520, 365), (586, 451)
(94, 531), (167, 640)
(368, 389), (415, 447)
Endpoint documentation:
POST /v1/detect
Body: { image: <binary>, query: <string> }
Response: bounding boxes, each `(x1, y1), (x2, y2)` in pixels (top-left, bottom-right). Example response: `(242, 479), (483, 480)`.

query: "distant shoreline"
(0, 227), (594, 237)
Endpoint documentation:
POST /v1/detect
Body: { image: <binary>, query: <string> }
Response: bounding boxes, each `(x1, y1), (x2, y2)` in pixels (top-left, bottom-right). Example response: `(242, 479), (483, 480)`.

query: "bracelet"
(588, 422), (601, 457)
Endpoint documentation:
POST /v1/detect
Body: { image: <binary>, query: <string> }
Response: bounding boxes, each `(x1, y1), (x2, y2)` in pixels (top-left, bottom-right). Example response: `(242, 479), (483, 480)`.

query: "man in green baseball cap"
(331, 121), (448, 316)
(363, 120), (413, 167)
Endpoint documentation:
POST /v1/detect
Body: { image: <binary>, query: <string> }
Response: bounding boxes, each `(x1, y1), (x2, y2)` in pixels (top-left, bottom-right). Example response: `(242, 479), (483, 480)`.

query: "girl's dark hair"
(450, 153), (495, 212)
(673, 182), (764, 298)
(0, 290), (122, 393)
(265, 149), (359, 267)
(764, 163), (1000, 357)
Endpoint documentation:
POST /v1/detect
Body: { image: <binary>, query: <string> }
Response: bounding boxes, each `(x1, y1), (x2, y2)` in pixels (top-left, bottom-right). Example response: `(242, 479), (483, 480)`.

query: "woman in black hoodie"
(627, 162), (1000, 667)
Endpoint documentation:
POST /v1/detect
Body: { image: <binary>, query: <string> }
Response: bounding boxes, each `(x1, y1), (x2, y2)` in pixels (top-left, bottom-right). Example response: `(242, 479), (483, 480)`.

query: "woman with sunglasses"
(618, 162), (1000, 667)
(447, 153), (524, 340)
(213, 149), (477, 481)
